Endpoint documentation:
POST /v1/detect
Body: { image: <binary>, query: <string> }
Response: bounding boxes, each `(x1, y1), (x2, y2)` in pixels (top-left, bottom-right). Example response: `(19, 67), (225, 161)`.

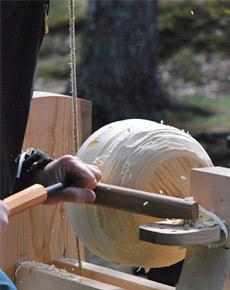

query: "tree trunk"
(79, 0), (169, 130)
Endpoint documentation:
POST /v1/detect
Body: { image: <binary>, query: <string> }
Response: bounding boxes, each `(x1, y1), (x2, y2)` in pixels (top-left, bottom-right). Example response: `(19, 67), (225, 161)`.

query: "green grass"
(36, 55), (70, 79)
(164, 95), (230, 134)
(187, 114), (230, 134)
(179, 95), (230, 113)
(48, 0), (88, 28)
(182, 95), (230, 133)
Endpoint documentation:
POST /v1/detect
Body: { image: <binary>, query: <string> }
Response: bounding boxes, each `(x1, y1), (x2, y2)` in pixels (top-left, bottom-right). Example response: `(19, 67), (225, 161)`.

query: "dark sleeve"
(14, 148), (53, 192)
(0, 1), (49, 198)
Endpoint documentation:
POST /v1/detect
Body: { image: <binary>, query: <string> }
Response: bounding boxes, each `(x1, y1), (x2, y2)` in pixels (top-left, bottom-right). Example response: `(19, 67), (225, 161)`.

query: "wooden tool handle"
(3, 182), (198, 219)
(4, 184), (47, 217)
(94, 183), (199, 219)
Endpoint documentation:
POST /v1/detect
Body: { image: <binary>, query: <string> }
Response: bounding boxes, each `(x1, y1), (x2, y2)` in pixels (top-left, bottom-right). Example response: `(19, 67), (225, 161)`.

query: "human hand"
(37, 155), (101, 204)
(0, 200), (9, 233)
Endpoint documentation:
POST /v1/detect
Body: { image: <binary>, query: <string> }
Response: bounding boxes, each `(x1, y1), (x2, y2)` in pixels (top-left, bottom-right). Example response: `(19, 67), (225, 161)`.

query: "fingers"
(66, 157), (100, 189)
(45, 187), (96, 205)
(39, 154), (102, 205)
(85, 164), (102, 183)
(60, 156), (101, 189)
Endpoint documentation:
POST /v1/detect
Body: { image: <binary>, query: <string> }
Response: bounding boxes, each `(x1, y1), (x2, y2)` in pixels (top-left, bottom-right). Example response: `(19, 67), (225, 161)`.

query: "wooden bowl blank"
(68, 119), (213, 267)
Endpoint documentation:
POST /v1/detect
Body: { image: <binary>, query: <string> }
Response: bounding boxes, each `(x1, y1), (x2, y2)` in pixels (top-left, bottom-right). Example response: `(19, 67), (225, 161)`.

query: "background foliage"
(35, 0), (230, 165)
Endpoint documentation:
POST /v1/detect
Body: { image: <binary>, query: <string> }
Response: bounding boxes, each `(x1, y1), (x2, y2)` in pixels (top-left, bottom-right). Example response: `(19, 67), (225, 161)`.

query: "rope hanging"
(68, 0), (82, 274)
(69, 0), (79, 154)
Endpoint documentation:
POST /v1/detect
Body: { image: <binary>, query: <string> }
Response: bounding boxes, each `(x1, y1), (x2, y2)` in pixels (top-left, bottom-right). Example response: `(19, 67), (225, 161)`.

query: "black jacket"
(0, 1), (48, 198)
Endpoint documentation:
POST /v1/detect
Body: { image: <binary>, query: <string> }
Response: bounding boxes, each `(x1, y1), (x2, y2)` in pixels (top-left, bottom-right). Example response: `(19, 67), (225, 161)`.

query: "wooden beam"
(54, 258), (175, 290)
(177, 246), (230, 290)
(139, 221), (221, 246)
(15, 262), (122, 290)
(191, 167), (230, 246)
(176, 167), (230, 290)
(0, 93), (92, 279)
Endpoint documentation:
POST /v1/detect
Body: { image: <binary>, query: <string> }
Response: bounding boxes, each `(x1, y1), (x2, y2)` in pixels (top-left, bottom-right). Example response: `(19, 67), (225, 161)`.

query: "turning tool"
(3, 182), (198, 219)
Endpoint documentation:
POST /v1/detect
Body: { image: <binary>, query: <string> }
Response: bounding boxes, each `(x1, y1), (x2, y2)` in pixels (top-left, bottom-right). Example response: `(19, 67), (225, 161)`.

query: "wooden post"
(0, 92), (92, 279)
(177, 167), (230, 290)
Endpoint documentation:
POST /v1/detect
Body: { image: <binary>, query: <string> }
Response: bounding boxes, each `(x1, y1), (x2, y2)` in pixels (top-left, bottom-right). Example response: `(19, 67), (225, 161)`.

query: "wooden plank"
(191, 166), (230, 223)
(0, 93), (92, 279)
(177, 246), (230, 290)
(32, 91), (92, 147)
(191, 167), (230, 247)
(139, 221), (221, 246)
(176, 167), (230, 290)
(54, 258), (175, 290)
(77, 95), (92, 146)
(94, 183), (198, 219)
(15, 262), (122, 290)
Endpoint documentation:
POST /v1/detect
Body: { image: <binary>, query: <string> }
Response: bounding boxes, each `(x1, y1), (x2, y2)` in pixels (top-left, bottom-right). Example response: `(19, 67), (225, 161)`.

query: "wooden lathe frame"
(1, 93), (229, 290)
(0, 92), (90, 278)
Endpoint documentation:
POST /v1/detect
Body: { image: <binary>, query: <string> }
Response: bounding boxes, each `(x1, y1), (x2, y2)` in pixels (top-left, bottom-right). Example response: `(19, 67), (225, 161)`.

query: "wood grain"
(68, 119), (212, 267)
(191, 167), (230, 247)
(191, 167), (230, 220)
(0, 92), (92, 279)
(177, 246), (230, 290)
(54, 258), (175, 290)
(176, 167), (230, 290)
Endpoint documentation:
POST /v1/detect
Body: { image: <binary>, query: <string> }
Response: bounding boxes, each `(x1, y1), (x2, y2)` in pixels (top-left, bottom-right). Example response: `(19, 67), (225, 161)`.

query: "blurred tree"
(78, 0), (169, 130)
(77, 1), (183, 285)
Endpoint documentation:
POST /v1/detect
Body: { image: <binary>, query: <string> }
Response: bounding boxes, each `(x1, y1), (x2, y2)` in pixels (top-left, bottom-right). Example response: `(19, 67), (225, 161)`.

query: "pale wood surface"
(176, 167), (230, 290)
(15, 262), (122, 290)
(191, 167), (230, 246)
(30, 91), (92, 150)
(4, 184), (47, 217)
(177, 246), (230, 290)
(139, 221), (221, 246)
(0, 93), (92, 279)
(191, 167), (230, 223)
(54, 258), (175, 290)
